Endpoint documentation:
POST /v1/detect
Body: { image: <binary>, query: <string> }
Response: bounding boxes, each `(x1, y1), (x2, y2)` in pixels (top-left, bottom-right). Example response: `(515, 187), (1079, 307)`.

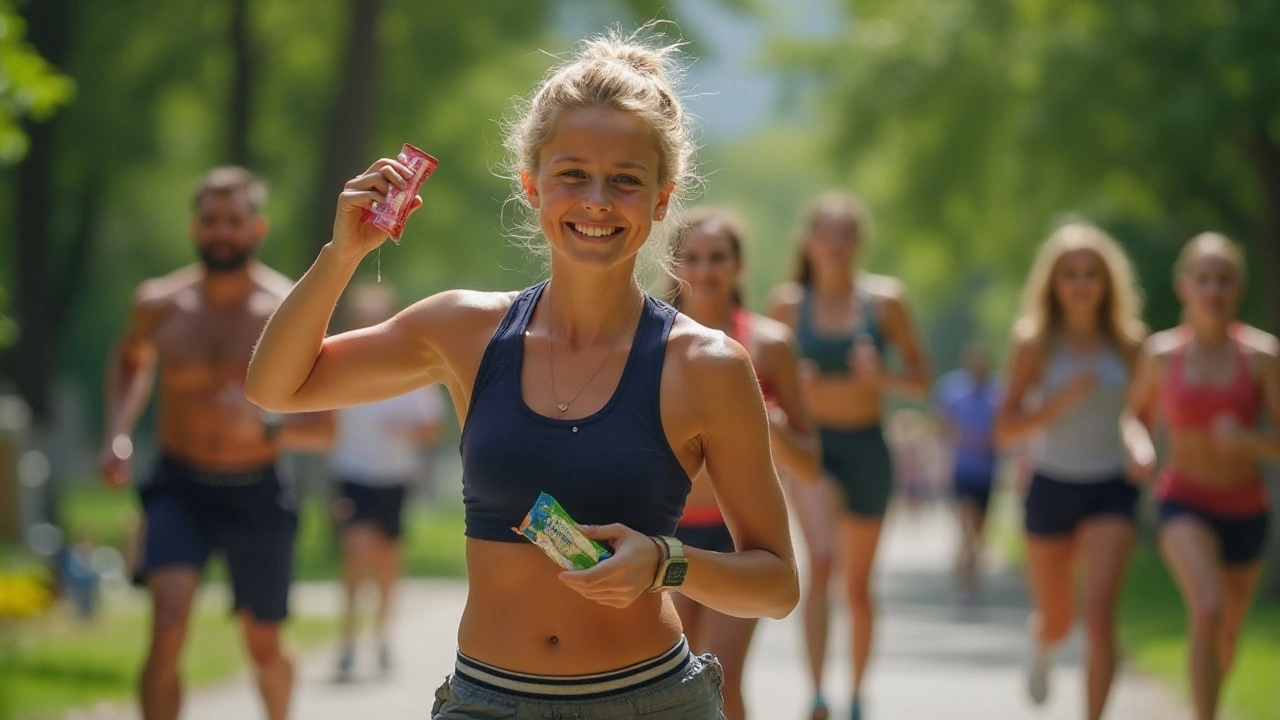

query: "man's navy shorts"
(136, 455), (297, 623)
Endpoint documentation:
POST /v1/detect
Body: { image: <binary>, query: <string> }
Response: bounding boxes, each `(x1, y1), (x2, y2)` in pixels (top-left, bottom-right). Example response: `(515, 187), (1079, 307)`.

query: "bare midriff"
(457, 540), (682, 674)
(804, 376), (883, 429)
(1166, 430), (1262, 487)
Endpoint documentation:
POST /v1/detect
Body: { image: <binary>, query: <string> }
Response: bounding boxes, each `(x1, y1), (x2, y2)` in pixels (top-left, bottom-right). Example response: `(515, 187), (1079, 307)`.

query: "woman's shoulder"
(401, 288), (523, 338)
(862, 273), (908, 302)
(1142, 327), (1189, 361)
(666, 313), (758, 384)
(1234, 323), (1280, 358)
(747, 312), (796, 349)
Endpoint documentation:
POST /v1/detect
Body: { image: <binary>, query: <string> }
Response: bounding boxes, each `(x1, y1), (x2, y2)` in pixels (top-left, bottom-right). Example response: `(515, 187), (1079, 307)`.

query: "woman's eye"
(614, 174), (641, 185)
(559, 169), (586, 179)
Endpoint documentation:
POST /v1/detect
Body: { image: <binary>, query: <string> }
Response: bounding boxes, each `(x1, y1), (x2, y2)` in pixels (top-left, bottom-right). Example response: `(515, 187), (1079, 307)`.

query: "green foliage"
(0, 1), (74, 163)
(777, 0), (1280, 367)
(0, 283), (14, 349)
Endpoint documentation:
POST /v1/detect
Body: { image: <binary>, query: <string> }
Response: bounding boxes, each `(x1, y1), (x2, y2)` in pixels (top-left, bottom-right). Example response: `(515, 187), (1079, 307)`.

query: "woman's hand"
(558, 524), (661, 609)
(848, 335), (884, 387)
(331, 158), (423, 261)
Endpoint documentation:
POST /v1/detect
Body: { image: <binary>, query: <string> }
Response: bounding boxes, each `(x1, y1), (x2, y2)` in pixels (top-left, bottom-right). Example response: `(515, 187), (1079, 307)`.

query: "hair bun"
(579, 24), (683, 88)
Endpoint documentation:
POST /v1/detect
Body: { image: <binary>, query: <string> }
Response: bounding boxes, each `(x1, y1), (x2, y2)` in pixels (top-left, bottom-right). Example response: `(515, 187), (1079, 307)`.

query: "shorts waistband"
(1156, 470), (1269, 518)
(454, 636), (690, 700)
(161, 455), (277, 487)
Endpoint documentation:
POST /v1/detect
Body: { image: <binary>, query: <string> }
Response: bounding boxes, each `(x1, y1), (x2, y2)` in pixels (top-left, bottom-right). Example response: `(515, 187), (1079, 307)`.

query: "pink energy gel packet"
(360, 143), (438, 242)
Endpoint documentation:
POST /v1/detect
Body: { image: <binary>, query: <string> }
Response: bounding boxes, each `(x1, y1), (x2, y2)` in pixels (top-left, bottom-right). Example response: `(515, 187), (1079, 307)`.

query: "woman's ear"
(521, 170), (540, 209)
(653, 182), (676, 221)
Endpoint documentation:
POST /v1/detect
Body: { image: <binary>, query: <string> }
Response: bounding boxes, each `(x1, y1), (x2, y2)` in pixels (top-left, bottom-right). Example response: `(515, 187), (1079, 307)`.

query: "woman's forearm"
(675, 546), (798, 620)
(246, 244), (362, 409)
(879, 368), (930, 399)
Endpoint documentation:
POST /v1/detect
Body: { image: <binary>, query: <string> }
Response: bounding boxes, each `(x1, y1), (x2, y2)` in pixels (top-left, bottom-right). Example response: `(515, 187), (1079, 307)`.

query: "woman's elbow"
(767, 566), (801, 619)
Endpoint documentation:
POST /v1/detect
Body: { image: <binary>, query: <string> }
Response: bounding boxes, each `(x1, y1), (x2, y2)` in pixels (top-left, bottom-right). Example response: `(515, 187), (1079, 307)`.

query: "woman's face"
(1051, 248), (1108, 318)
(1177, 254), (1242, 325)
(521, 106), (673, 273)
(804, 212), (859, 274)
(674, 225), (740, 306)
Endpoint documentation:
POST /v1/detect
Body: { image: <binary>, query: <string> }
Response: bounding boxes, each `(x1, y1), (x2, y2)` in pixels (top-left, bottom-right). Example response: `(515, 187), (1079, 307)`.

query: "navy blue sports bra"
(459, 281), (693, 542)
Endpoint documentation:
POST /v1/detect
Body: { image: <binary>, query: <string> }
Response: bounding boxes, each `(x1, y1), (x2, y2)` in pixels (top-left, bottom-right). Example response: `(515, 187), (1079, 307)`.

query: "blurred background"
(1, 0), (1278, 719)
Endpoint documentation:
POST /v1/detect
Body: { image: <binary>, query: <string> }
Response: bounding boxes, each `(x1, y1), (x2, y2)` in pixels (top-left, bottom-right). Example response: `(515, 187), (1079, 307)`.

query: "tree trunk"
(227, 0), (254, 166)
(1249, 130), (1280, 335)
(307, 0), (382, 257)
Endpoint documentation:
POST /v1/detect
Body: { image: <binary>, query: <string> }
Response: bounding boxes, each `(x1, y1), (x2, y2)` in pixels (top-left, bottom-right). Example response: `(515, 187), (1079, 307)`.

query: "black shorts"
(337, 480), (408, 540)
(137, 456), (297, 623)
(674, 522), (735, 554)
(1157, 501), (1271, 566)
(820, 425), (894, 517)
(953, 474), (994, 514)
(1024, 472), (1139, 537)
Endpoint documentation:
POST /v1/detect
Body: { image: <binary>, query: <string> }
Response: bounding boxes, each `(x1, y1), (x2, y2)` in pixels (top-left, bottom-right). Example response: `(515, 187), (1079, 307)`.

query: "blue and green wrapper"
(512, 492), (612, 570)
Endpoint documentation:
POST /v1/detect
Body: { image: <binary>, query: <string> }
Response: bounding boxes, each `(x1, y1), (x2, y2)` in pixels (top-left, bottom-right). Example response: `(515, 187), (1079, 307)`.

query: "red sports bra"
(1164, 325), (1261, 430)
(733, 308), (777, 403)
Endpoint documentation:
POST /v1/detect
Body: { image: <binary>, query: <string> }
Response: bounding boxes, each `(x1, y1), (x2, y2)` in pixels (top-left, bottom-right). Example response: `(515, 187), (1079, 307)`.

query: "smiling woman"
(243, 21), (797, 720)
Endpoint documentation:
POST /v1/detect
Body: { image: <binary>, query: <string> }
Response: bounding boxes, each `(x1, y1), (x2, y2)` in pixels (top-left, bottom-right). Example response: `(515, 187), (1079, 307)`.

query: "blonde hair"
(1015, 223), (1145, 347)
(503, 22), (700, 275)
(1175, 232), (1247, 284)
(791, 191), (872, 286)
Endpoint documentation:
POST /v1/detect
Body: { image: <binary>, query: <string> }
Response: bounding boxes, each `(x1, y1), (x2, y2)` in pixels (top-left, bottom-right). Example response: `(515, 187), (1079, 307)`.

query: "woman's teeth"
(571, 223), (620, 238)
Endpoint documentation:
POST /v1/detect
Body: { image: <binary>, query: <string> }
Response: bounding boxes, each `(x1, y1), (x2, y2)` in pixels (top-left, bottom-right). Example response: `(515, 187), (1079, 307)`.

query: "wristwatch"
(646, 535), (688, 592)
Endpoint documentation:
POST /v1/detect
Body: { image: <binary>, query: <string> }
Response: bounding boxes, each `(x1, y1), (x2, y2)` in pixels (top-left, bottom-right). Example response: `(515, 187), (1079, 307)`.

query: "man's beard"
(198, 242), (254, 273)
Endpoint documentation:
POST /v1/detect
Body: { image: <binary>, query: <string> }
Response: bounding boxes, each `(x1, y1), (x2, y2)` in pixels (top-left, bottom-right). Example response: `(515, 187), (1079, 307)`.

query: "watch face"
(663, 561), (688, 586)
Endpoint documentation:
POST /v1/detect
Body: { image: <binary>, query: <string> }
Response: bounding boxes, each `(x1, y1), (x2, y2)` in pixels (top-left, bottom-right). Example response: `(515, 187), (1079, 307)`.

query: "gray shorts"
(431, 638), (725, 719)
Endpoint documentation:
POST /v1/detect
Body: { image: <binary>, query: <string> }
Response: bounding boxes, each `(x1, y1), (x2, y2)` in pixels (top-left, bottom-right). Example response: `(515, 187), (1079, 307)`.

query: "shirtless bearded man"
(98, 166), (334, 720)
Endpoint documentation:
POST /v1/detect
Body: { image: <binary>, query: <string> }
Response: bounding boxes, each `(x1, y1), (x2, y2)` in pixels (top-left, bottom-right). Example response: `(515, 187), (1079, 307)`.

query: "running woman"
(668, 206), (820, 720)
(933, 342), (1001, 604)
(1121, 233), (1279, 720)
(99, 167), (335, 720)
(994, 223), (1146, 720)
(769, 192), (932, 720)
(330, 282), (446, 682)
(245, 25), (799, 720)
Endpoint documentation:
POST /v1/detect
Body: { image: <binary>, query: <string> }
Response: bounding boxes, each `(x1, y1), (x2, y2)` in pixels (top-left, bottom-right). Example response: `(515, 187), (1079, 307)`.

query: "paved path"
(70, 504), (1188, 719)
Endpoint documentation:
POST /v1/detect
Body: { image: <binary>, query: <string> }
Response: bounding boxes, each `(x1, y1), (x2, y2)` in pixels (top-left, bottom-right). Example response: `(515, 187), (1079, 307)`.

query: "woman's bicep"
(995, 340), (1038, 438)
(769, 341), (813, 435)
(288, 311), (445, 412)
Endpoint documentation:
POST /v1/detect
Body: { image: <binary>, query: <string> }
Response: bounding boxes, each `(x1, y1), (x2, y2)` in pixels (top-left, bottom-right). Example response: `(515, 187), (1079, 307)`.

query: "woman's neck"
(1059, 311), (1101, 341)
(543, 262), (644, 349)
(680, 294), (735, 332)
(1187, 317), (1233, 348)
(812, 266), (855, 297)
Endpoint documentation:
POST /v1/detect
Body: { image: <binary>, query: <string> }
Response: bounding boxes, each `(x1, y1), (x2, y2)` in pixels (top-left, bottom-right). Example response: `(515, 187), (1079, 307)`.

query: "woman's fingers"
(338, 188), (387, 210)
(361, 157), (413, 179)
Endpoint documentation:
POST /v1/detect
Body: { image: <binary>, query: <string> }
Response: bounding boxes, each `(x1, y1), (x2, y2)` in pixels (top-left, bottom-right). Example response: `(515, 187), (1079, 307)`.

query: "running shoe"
(377, 643), (393, 676)
(335, 643), (355, 684)
(1026, 647), (1051, 705)
(850, 697), (863, 720)
(809, 696), (830, 720)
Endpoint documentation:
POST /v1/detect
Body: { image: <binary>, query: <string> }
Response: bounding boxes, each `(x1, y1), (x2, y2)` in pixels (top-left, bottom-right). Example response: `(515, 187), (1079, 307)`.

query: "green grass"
(0, 594), (336, 720)
(58, 480), (467, 581)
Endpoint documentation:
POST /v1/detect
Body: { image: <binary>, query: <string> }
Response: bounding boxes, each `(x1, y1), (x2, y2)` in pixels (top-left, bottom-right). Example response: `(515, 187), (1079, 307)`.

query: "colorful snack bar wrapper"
(360, 143), (439, 242)
(512, 492), (613, 571)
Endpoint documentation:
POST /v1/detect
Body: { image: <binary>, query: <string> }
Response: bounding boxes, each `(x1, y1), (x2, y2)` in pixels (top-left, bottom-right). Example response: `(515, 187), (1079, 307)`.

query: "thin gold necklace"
(547, 288), (644, 415)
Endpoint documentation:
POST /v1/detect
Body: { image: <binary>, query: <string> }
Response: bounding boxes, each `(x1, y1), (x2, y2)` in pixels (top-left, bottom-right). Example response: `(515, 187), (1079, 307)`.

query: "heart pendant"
(557, 403), (569, 413)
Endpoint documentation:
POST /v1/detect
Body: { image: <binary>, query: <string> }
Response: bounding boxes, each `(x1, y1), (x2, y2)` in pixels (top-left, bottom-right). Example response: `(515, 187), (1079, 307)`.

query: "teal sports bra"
(796, 287), (886, 375)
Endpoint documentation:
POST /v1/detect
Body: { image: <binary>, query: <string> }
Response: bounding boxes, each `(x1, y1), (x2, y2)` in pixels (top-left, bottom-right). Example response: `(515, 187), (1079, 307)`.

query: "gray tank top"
(1031, 344), (1128, 481)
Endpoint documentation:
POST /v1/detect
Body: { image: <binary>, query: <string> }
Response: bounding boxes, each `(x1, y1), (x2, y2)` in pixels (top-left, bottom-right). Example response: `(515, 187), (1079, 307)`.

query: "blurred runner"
(98, 166), (334, 720)
(770, 192), (932, 720)
(933, 342), (1001, 604)
(995, 223), (1146, 720)
(1122, 233), (1279, 720)
(330, 282), (446, 682)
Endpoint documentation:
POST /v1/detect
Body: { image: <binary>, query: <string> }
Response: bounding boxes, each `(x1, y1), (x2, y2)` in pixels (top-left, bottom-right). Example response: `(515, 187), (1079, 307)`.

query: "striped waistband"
(454, 637), (690, 700)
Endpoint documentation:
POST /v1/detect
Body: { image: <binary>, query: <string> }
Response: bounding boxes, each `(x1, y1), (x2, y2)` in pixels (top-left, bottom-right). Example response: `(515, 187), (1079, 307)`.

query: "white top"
(330, 385), (446, 485)
(1031, 345), (1128, 482)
